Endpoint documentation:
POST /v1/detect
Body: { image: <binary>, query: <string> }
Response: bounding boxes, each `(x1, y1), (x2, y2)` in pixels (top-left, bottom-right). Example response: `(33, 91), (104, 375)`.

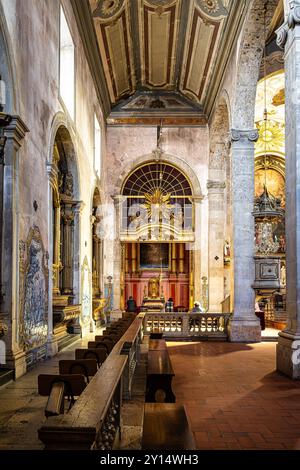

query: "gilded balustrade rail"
(144, 312), (231, 340)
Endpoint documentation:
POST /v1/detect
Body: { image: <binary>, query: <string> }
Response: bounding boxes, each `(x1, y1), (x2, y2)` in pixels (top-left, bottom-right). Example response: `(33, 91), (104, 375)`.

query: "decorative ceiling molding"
(140, 0), (181, 89)
(70, 0), (111, 117)
(180, 6), (222, 103)
(92, 0), (125, 19)
(195, 0), (228, 19)
(92, 0), (136, 103)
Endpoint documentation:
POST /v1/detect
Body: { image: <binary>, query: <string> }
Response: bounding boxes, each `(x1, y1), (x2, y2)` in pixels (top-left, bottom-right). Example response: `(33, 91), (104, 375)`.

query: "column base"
(46, 335), (58, 357)
(5, 348), (27, 379)
(229, 317), (261, 343)
(276, 332), (300, 379)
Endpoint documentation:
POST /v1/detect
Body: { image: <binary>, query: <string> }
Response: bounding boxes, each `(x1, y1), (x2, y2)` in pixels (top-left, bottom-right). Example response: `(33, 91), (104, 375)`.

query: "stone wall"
(0, 0), (104, 375)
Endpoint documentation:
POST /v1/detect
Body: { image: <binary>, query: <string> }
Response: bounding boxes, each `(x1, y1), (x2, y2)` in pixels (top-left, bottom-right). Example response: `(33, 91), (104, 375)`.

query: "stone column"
(228, 129), (261, 342)
(276, 5), (300, 377)
(1, 116), (29, 377)
(207, 180), (226, 312)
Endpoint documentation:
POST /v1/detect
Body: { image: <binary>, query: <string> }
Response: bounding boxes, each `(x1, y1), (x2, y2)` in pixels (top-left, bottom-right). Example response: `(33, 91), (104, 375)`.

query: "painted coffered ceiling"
(84, 0), (246, 119)
(71, 0), (249, 116)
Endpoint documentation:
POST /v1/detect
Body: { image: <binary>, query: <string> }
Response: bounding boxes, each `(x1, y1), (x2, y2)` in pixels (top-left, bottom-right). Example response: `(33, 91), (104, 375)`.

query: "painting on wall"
(140, 243), (169, 270)
(255, 168), (285, 207)
(19, 226), (49, 351)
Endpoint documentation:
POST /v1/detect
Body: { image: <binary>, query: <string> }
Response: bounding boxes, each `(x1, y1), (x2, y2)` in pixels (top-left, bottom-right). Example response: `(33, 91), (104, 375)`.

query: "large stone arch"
(115, 152), (202, 198)
(232, 0), (280, 130)
(47, 113), (81, 200)
(0, 2), (20, 114)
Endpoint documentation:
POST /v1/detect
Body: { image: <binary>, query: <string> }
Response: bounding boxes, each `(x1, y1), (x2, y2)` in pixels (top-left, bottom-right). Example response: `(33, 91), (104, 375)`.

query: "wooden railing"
(144, 312), (231, 340)
(38, 313), (144, 450)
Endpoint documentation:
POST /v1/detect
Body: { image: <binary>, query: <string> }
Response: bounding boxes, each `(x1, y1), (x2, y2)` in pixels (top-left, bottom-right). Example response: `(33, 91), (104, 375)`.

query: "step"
(0, 368), (14, 387)
(57, 333), (80, 352)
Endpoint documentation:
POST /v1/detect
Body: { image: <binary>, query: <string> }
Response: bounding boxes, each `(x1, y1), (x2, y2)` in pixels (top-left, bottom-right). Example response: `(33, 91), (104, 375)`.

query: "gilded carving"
(19, 226), (49, 351)
(92, 0), (125, 20)
(196, 0), (228, 18)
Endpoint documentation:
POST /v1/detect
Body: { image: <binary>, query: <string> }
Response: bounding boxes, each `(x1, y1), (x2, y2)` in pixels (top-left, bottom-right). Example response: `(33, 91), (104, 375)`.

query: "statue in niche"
(224, 240), (230, 258)
(280, 264), (286, 287)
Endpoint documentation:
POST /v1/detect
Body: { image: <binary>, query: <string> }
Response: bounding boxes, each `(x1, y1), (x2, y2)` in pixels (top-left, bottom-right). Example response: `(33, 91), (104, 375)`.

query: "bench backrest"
(38, 374), (86, 397)
(59, 359), (98, 378)
(75, 348), (107, 365)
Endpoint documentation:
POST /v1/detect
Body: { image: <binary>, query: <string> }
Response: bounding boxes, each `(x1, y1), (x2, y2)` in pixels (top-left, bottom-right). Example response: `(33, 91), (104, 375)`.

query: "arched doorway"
(119, 161), (195, 312)
(50, 126), (82, 347)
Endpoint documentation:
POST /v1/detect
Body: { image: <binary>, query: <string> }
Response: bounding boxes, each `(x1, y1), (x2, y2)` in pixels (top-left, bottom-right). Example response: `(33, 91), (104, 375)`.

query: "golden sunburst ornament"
(256, 119), (285, 154)
(143, 188), (172, 219)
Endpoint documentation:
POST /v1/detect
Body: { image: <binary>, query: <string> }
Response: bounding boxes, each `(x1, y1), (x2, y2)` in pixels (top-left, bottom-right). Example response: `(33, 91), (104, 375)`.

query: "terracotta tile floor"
(167, 341), (300, 450)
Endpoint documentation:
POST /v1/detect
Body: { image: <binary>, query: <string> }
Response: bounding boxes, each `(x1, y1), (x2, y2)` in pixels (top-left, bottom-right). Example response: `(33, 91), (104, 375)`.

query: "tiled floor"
(1, 338), (300, 451)
(167, 341), (300, 450)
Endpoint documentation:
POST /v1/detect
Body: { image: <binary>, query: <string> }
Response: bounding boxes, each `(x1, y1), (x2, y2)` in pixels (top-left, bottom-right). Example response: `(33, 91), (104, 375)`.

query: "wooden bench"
(59, 359), (98, 382)
(75, 348), (107, 366)
(38, 355), (127, 449)
(146, 343), (176, 403)
(38, 374), (87, 418)
(149, 339), (167, 351)
(142, 403), (195, 450)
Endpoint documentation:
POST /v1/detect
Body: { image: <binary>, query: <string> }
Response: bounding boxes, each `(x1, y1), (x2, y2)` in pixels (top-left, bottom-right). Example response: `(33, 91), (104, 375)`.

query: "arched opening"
(253, 67), (286, 329)
(119, 160), (195, 312)
(50, 125), (82, 345)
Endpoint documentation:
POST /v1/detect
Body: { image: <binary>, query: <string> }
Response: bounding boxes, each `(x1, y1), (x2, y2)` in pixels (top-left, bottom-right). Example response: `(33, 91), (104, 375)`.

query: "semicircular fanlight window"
(122, 163), (192, 196)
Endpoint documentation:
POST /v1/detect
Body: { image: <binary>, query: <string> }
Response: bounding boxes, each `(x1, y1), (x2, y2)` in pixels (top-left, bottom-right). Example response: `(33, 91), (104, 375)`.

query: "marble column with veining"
(276, 3), (300, 378)
(229, 129), (261, 342)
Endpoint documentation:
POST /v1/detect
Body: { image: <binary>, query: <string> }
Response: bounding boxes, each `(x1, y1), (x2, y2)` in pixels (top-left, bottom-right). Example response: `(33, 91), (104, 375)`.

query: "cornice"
(204, 0), (248, 120)
(70, 0), (111, 117)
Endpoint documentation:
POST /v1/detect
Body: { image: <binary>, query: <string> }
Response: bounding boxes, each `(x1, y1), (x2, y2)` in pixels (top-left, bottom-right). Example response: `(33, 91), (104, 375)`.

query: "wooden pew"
(75, 348), (107, 366)
(142, 403), (195, 450)
(88, 339), (113, 353)
(38, 374), (87, 418)
(38, 355), (127, 449)
(59, 359), (98, 382)
(149, 339), (167, 351)
(146, 339), (176, 403)
(38, 313), (145, 449)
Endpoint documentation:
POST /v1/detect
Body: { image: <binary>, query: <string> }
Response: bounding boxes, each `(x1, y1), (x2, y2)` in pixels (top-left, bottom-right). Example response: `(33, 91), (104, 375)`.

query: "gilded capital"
(230, 129), (259, 143)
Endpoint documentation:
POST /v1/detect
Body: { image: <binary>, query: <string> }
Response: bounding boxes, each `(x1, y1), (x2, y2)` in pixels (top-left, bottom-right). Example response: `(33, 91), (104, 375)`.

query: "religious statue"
(224, 240), (230, 258)
(280, 264), (286, 287)
(148, 277), (160, 299)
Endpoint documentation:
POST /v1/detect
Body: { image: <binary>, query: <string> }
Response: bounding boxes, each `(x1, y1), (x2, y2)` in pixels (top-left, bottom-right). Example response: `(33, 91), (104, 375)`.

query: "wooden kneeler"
(38, 374), (86, 418)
